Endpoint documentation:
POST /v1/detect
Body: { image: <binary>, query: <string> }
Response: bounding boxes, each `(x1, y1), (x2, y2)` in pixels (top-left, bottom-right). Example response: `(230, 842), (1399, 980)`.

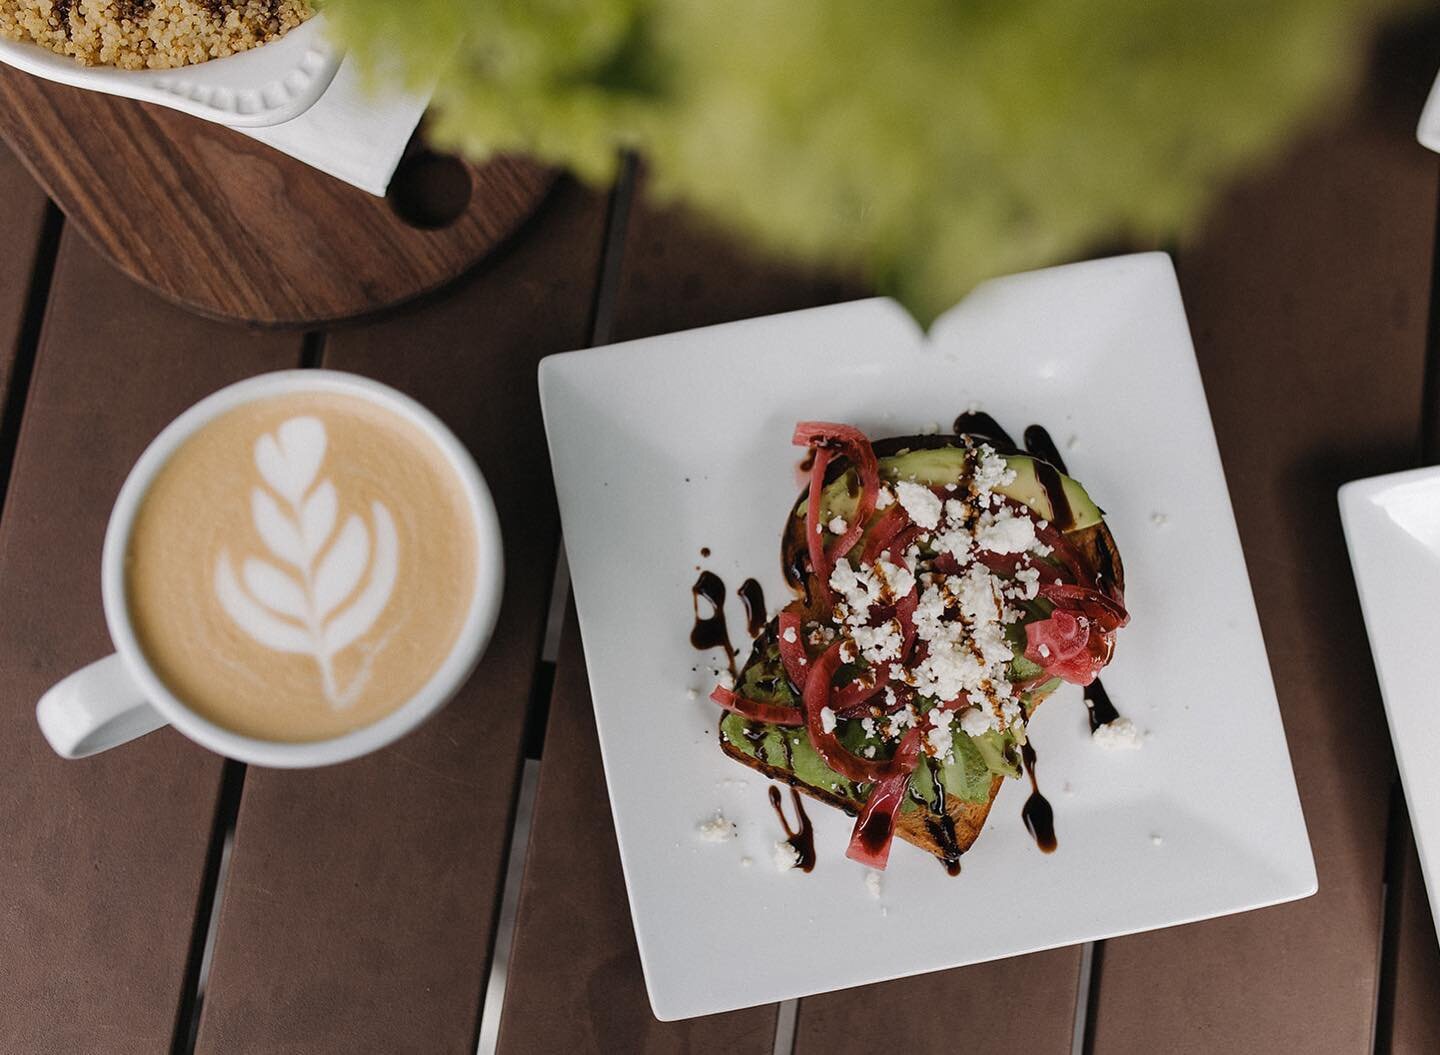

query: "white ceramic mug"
(35, 370), (504, 768)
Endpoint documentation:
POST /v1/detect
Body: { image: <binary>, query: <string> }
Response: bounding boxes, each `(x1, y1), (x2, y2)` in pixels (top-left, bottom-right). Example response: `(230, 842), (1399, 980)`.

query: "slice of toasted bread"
(719, 728), (1005, 861)
(723, 433), (1124, 867)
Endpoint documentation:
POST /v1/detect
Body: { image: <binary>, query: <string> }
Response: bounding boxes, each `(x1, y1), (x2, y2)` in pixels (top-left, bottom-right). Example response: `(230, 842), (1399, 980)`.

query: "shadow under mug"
(35, 370), (504, 768)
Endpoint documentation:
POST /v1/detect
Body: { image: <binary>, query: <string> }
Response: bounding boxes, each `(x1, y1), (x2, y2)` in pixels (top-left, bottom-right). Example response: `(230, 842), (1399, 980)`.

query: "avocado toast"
(711, 421), (1128, 871)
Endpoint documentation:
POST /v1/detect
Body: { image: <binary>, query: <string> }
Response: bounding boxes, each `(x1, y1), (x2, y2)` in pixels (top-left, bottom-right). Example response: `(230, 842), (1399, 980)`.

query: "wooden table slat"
(0, 139), (51, 429)
(0, 232), (303, 1054)
(1089, 47), (1438, 1053)
(496, 609), (780, 1054)
(1388, 826), (1440, 1053)
(193, 181), (608, 1055)
(495, 189), (863, 1046)
(794, 949), (1082, 1055)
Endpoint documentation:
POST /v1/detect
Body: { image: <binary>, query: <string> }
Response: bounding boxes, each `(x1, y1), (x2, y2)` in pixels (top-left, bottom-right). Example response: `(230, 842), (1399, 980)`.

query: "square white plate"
(1340, 469), (1440, 939)
(539, 252), (1316, 1021)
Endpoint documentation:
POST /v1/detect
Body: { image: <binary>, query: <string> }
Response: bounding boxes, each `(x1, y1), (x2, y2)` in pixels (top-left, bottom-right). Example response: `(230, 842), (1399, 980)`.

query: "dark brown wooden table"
(3, 20), (1440, 1055)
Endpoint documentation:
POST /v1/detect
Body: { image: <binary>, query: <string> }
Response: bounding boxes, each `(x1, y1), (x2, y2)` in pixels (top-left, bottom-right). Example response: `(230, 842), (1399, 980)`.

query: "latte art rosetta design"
(214, 416), (399, 707)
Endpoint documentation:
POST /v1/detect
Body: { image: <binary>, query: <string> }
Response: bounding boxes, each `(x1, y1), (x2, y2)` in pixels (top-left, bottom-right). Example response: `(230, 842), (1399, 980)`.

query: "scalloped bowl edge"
(0, 12), (342, 128)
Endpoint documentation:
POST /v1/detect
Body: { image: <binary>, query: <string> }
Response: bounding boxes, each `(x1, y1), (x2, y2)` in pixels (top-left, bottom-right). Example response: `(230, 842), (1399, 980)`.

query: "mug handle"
(36, 654), (168, 758)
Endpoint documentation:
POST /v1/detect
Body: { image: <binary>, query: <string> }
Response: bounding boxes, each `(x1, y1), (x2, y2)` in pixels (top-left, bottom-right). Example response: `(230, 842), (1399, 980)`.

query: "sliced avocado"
(972, 727), (1022, 779)
(720, 711), (861, 798)
(904, 729), (1010, 811)
(944, 732), (998, 803)
(799, 445), (1103, 533)
(1002, 454), (1102, 530)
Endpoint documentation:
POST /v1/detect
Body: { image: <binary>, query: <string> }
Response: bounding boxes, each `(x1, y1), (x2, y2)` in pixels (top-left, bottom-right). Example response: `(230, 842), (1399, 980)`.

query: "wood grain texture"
(192, 181), (607, 1055)
(0, 139), (49, 412)
(608, 189), (859, 344)
(1089, 33), (1437, 1054)
(0, 232), (301, 1054)
(497, 610), (780, 1055)
(1388, 830), (1440, 1053)
(794, 951), (1082, 1055)
(495, 189), (859, 1049)
(0, 69), (556, 328)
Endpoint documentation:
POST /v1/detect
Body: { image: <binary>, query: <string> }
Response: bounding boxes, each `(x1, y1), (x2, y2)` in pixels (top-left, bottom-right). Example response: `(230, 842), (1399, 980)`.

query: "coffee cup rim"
(101, 369), (504, 768)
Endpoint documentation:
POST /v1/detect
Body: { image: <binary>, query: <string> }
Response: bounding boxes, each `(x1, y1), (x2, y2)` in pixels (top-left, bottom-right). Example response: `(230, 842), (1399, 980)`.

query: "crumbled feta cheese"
(1012, 566), (1041, 601)
(886, 706), (917, 738)
(828, 515), (848, 535)
(773, 840), (801, 872)
(863, 745), (876, 758)
(851, 619), (903, 664)
(697, 812), (736, 841)
(875, 486), (895, 510)
(1150, 833), (1165, 846)
(740, 856), (754, 868)
(1038, 643), (1050, 658)
(829, 558), (915, 618)
(895, 480), (942, 530)
(971, 444), (1017, 495)
(925, 707), (955, 760)
(908, 565), (1016, 714)
(860, 717), (876, 736)
(958, 704), (994, 736)
(714, 670), (735, 690)
(782, 625), (798, 644)
(920, 421), (940, 435)
(807, 624), (837, 647)
(686, 688), (699, 700)
(820, 706), (837, 734)
(864, 871), (883, 898)
(1092, 717), (1144, 749)
(975, 509), (1037, 554)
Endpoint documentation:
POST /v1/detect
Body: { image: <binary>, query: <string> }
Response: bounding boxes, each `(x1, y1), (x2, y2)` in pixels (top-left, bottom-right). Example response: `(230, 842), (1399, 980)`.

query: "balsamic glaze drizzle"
(737, 578), (767, 638)
(1083, 679), (1121, 734)
(690, 570), (737, 676)
(769, 785), (816, 872)
(1021, 423), (1067, 473)
(1020, 741), (1058, 853)
(952, 411), (1019, 453)
(1021, 424), (1076, 531)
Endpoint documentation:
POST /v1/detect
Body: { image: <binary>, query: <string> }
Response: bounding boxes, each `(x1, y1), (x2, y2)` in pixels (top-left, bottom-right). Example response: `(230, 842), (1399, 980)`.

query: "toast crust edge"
(719, 731), (1003, 859)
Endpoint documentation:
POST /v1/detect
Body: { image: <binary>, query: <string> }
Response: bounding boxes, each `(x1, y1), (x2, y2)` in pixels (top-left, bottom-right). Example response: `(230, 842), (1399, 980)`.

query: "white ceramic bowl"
(0, 11), (341, 128)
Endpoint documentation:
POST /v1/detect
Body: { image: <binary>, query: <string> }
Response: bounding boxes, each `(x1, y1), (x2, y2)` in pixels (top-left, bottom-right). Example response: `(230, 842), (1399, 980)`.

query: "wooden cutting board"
(0, 67), (556, 328)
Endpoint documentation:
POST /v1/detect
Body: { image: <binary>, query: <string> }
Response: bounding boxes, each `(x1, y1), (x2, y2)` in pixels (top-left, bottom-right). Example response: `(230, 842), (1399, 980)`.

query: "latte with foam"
(125, 391), (478, 742)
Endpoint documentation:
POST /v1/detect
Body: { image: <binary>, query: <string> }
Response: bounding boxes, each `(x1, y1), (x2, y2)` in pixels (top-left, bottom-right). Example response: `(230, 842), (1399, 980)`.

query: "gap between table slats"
(1087, 21), (1438, 1052)
(189, 180), (609, 1055)
(0, 226), (302, 1055)
(0, 139), (59, 515)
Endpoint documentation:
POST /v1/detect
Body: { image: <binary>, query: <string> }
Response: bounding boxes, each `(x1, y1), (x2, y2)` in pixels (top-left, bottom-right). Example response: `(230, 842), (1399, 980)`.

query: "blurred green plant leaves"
(331, 0), (1404, 322)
